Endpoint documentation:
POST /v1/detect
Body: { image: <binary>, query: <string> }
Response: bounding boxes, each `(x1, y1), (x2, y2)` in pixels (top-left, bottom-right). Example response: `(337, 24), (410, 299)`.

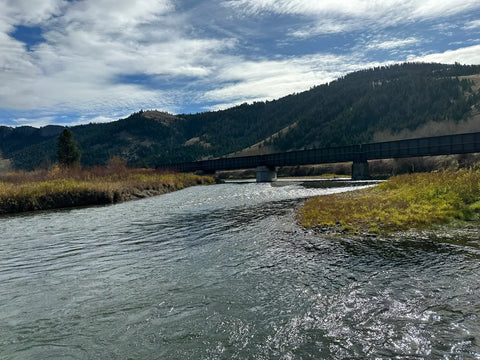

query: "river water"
(1, 180), (479, 359)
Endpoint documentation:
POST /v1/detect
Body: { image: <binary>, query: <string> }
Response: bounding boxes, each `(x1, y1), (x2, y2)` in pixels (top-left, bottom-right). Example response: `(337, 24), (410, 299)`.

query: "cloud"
(224, 0), (480, 19)
(223, 0), (391, 17)
(464, 20), (480, 30)
(365, 37), (420, 51)
(224, 0), (480, 37)
(411, 1), (480, 19)
(202, 54), (387, 110)
(40, 0), (223, 79)
(203, 41), (480, 112)
(11, 113), (125, 127)
(407, 44), (480, 64)
(1, 0), (64, 27)
(61, 0), (174, 32)
(13, 116), (57, 128)
(0, 0), (234, 122)
(1, 0), (480, 127)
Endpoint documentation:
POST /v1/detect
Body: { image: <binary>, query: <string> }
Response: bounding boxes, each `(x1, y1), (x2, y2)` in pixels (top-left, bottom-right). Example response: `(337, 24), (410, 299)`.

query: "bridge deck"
(157, 132), (480, 173)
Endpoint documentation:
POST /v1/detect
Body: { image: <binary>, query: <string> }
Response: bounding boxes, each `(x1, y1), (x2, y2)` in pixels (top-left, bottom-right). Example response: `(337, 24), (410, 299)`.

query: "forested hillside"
(1, 63), (479, 170)
(268, 63), (480, 151)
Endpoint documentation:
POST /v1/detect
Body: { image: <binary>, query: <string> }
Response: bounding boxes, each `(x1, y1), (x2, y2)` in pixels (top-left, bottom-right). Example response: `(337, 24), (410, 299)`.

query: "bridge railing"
(362, 132), (480, 160)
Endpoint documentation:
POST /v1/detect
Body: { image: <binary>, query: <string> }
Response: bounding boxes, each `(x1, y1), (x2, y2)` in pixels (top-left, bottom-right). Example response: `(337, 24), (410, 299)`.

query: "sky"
(1, 0), (480, 127)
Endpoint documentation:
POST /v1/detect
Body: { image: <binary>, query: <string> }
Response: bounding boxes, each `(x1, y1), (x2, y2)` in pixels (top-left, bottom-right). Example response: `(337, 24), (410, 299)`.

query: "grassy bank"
(298, 168), (480, 235)
(0, 166), (215, 215)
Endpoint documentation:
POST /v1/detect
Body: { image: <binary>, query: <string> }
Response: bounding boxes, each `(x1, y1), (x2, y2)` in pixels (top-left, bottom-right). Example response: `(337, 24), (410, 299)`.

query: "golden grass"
(0, 166), (215, 214)
(298, 168), (480, 234)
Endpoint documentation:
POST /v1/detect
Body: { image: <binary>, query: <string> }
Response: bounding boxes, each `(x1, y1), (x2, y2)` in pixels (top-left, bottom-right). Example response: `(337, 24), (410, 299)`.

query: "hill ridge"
(1, 62), (480, 170)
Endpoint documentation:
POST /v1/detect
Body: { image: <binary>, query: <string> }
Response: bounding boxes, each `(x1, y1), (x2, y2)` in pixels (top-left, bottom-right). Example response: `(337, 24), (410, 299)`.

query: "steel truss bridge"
(157, 132), (480, 181)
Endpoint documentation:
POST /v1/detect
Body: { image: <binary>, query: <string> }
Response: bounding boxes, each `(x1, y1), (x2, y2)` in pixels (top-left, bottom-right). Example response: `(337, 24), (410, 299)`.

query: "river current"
(1, 180), (479, 359)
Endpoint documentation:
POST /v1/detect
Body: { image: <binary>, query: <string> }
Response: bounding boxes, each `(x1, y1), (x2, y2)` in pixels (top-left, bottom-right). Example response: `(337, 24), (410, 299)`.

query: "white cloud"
(11, 113), (126, 127)
(224, 0), (480, 37)
(412, 1), (480, 19)
(365, 37), (420, 51)
(464, 20), (480, 30)
(85, 115), (125, 124)
(202, 54), (387, 110)
(407, 44), (480, 64)
(1, 0), (64, 26)
(0, 30), (176, 113)
(13, 116), (57, 127)
(0, 0), (234, 119)
(223, 0), (391, 17)
(224, 0), (480, 18)
(290, 19), (364, 38)
(61, 0), (174, 32)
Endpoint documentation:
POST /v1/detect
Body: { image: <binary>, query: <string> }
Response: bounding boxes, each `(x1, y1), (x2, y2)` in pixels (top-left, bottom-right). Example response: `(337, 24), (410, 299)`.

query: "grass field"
(298, 168), (480, 234)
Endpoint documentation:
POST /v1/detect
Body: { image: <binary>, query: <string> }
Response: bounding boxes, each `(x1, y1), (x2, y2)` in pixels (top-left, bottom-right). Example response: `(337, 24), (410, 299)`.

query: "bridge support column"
(352, 160), (370, 180)
(256, 166), (277, 183)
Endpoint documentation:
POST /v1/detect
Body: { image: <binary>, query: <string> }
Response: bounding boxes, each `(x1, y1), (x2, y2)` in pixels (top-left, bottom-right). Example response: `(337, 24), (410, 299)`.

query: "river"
(0, 180), (479, 359)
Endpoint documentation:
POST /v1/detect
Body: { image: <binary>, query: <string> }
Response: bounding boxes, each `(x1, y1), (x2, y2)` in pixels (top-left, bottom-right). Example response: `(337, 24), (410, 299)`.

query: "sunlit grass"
(298, 168), (480, 234)
(0, 166), (215, 214)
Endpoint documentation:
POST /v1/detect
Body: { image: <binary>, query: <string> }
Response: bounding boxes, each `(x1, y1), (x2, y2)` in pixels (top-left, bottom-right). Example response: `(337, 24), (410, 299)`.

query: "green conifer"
(57, 128), (81, 167)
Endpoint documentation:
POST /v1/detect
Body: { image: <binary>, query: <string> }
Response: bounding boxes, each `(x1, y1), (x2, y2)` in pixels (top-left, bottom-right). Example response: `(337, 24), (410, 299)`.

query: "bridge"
(157, 132), (480, 182)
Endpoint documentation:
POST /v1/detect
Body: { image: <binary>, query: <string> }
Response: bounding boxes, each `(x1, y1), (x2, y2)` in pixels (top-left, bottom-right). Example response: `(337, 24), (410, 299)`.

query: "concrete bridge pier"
(352, 160), (370, 180)
(256, 166), (277, 182)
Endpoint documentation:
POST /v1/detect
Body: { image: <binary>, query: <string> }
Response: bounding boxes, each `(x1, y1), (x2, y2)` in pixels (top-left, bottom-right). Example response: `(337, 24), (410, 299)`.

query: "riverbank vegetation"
(298, 168), (480, 234)
(0, 165), (215, 215)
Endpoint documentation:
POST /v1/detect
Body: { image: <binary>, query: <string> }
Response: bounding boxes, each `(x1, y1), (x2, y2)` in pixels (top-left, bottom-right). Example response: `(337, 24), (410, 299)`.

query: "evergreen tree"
(57, 128), (81, 167)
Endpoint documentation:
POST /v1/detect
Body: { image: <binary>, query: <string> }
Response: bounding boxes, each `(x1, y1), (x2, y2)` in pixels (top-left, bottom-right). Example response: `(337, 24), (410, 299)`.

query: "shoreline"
(297, 169), (480, 244)
(306, 221), (480, 245)
(0, 170), (216, 216)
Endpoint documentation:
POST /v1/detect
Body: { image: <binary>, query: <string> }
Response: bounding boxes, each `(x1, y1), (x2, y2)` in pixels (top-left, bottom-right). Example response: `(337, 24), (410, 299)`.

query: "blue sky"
(1, 0), (480, 127)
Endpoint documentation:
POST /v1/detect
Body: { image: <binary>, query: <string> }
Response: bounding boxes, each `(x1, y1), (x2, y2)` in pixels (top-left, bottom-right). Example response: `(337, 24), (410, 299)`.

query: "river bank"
(297, 168), (480, 240)
(0, 167), (215, 215)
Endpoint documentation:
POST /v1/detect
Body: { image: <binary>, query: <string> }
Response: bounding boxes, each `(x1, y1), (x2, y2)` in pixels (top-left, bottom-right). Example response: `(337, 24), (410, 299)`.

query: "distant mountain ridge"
(1, 62), (480, 170)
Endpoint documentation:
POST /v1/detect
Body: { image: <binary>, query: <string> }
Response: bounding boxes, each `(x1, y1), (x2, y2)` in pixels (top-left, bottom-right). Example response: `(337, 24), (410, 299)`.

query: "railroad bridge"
(157, 132), (480, 182)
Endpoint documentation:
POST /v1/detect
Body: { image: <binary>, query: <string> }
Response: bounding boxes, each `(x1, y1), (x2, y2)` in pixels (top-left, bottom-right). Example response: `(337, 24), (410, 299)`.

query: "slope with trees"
(1, 62), (479, 170)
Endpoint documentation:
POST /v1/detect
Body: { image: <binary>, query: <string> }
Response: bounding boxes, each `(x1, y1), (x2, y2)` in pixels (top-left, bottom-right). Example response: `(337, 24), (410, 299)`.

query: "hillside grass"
(0, 166), (215, 215)
(298, 168), (480, 234)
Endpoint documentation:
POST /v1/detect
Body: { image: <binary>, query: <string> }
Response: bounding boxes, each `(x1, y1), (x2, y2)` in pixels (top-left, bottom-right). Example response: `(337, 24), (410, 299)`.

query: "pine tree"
(57, 128), (81, 167)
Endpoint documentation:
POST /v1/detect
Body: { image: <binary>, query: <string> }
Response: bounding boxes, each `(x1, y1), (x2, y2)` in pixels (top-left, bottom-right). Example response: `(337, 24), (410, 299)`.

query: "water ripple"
(1, 182), (479, 359)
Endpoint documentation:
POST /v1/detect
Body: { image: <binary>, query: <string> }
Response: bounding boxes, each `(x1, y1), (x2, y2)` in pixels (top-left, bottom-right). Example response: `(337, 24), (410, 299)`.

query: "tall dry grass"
(0, 166), (215, 214)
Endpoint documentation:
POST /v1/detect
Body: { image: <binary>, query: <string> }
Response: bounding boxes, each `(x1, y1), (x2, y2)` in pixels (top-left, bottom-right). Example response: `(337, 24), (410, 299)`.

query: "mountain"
(1, 62), (480, 170)
(266, 63), (480, 152)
